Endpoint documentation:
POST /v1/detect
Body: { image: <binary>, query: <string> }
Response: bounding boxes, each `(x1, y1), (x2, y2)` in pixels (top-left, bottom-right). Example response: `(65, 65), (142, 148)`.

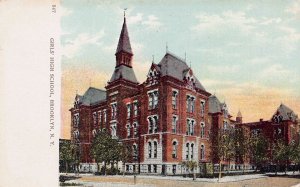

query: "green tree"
(234, 127), (250, 173)
(119, 144), (133, 176)
(59, 140), (74, 174)
(90, 130), (120, 175)
(249, 133), (269, 172)
(290, 141), (300, 173)
(210, 128), (235, 181)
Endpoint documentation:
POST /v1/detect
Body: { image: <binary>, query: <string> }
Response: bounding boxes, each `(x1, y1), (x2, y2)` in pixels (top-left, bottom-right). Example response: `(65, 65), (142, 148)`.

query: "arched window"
(148, 117), (153, 134)
(153, 116), (158, 133)
(133, 123), (138, 136)
(126, 124), (131, 137)
(172, 141), (178, 158)
(133, 144), (138, 160)
(186, 143), (189, 160)
(200, 123), (205, 138)
(200, 144), (205, 160)
(148, 142), (152, 158)
(191, 143), (194, 160)
(154, 141), (158, 158)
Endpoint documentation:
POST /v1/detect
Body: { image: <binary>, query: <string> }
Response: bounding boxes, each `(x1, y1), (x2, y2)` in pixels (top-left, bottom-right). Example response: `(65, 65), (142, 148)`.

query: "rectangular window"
(92, 112), (97, 125)
(126, 124), (130, 137)
(172, 90), (178, 109)
(200, 101), (205, 117)
(153, 91), (158, 108)
(172, 116), (177, 133)
(111, 103), (117, 120)
(98, 111), (102, 125)
(133, 102), (138, 116)
(148, 93), (153, 110)
(103, 110), (107, 123)
(127, 104), (131, 119)
(200, 123), (205, 138)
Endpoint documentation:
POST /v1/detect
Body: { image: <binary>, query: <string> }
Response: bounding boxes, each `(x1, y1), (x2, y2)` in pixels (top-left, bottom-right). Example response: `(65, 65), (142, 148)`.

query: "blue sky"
(61, 0), (300, 138)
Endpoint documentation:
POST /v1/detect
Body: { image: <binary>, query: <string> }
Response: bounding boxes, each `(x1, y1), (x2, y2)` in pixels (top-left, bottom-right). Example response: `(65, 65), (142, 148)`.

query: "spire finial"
(76, 89), (78, 95)
(152, 55), (154, 63)
(190, 61), (192, 68)
(124, 8), (127, 18)
(185, 52), (187, 62)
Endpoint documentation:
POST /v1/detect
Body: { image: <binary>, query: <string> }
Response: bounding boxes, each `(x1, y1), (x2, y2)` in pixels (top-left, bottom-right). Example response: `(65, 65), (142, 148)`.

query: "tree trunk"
(104, 161), (107, 176)
(123, 161), (125, 176)
(97, 163), (100, 173)
(218, 161), (222, 182)
(285, 161), (287, 175)
(65, 162), (68, 175)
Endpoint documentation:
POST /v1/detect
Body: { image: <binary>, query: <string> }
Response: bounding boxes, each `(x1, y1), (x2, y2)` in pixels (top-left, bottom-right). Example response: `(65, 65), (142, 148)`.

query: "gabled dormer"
(146, 63), (160, 86)
(183, 68), (196, 90)
(272, 103), (298, 123)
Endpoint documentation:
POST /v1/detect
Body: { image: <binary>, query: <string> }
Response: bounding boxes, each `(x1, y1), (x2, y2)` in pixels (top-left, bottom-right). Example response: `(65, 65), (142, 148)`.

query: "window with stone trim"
(172, 90), (178, 109)
(172, 115), (178, 133)
(133, 122), (138, 136)
(186, 119), (195, 135)
(133, 144), (138, 161)
(186, 95), (196, 113)
(186, 143), (189, 160)
(103, 109), (107, 123)
(111, 123), (117, 137)
(148, 90), (159, 110)
(200, 100), (205, 117)
(172, 141), (178, 158)
(133, 101), (138, 116)
(153, 141), (158, 158)
(111, 103), (117, 120)
(200, 122), (205, 138)
(126, 124), (131, 137)
(127, 104), (131, 119)
(148, 142), (152, 158)
(200, 144), (205, 160)
(92, 112), (97, 125)
(191, 143), (194, 160)
(98, 111), (102, 125)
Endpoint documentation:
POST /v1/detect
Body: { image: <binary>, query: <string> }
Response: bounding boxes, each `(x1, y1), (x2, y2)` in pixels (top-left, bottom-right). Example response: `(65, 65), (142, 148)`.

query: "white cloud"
(206, 65), (240, 74)
(261, 64), (290, 77)
(248, 57), (271, 65)
(142, 15), (163, 30)
(62, 30), (105, 58)
(192, 11), (257, 34)
(127, 13), (163, 30)
(285, 0), (300, 16)
(127, 13), (143, 24)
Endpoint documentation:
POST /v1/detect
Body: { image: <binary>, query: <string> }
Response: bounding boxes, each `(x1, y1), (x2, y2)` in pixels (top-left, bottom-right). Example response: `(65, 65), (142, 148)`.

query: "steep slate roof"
(80, 87), (107, 106)
(273, 103), (298, 121)
(208, 95), (222, 113)
(157, 52), (206, 91)
(116, 17), (132, 55)
(110, 65), (138, 83)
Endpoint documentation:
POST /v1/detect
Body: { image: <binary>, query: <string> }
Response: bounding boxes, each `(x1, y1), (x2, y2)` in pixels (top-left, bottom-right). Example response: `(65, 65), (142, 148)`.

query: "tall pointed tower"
(115, 16), (133, 67)
(108, 14), (138, 85)
(106, 13), (139, 102)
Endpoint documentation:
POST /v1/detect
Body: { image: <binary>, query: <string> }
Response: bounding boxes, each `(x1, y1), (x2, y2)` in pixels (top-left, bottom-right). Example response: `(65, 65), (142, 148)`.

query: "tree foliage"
(249, 133), (269, 170)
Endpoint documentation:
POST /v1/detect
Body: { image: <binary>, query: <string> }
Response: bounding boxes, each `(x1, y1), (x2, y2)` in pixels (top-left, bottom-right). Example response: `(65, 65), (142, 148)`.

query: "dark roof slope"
(273, 103), (298, 121)
(208, 95), (222, 113)
(80, 87), (107, 106)
(157, 52), (206, 91)
(116, 17), (132, 55)
(110, 65), (138, 83)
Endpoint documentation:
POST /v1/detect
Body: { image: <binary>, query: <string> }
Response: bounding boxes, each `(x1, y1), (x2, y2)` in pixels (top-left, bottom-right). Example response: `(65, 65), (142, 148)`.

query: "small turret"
(236, 110), (242, 123)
